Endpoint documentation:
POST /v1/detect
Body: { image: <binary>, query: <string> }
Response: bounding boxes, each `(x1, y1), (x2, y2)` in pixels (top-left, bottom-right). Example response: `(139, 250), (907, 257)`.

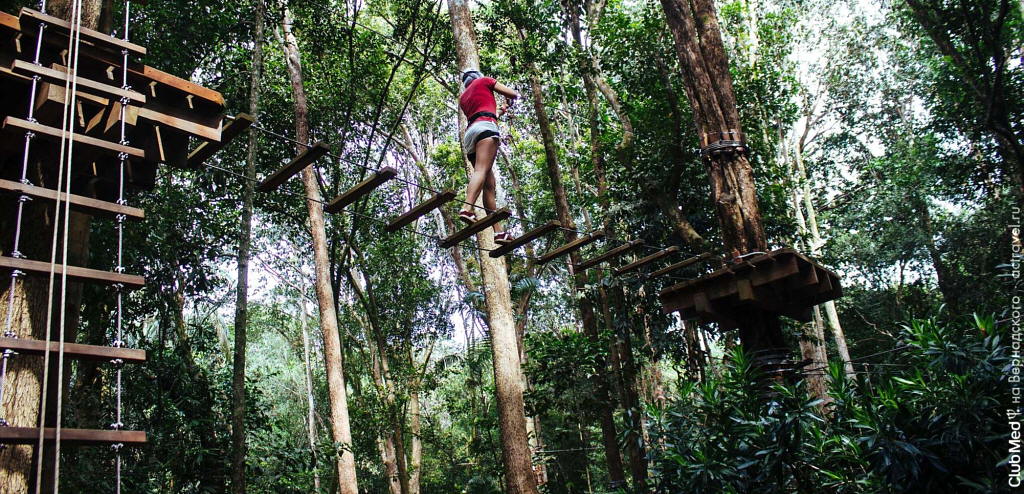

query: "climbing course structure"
(0, 4), (242, 490)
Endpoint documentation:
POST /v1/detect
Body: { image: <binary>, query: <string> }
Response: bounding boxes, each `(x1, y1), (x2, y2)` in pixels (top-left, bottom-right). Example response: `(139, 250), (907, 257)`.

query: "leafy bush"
(648, 315), (1012, 493)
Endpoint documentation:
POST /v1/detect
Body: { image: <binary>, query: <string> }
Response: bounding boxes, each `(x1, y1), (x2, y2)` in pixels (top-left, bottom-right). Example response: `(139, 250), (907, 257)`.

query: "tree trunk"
(520, 45), (627, 488)
(280, 7), (360, 493)
(299, 299), (322, 492)
(230, 2), (264, 492)
(660, 0), (785, 366)
(447, 2), (539, 493)
(408, 388), (422, 494)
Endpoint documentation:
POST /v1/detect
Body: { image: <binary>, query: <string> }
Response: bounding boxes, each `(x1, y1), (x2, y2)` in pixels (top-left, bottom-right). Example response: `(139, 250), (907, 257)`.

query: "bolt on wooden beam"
(324, 166), (399, 213)
(386, 189), (456, 232)
(614, 246), (679, 276)
(536, 230), (605, 265)
(573, 239), (644, 272)
(439, 208), (511, 248)
(488, 220), (561, 258)
(257, 141), (331, 192)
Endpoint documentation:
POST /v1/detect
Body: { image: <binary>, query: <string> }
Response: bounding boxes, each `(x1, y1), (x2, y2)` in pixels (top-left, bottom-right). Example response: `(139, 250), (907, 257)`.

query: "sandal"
(494, 231), (515, 245)
(458, 210), (477, 225)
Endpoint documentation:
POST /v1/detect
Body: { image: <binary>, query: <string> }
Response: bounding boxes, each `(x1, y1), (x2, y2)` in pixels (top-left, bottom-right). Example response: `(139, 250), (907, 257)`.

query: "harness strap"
(468, 111), (498, 124)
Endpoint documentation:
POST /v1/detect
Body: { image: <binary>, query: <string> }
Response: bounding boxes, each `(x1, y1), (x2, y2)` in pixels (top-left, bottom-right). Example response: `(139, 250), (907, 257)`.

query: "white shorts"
(463, 121), (501, 163)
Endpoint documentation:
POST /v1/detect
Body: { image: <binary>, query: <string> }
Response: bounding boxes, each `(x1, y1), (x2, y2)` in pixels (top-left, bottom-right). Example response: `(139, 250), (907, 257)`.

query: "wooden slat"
(386, 190), (456, 232)
(0, 179), (143, 220)
(574, 239), (644, 271)
(186, 113), (254, 168)
(137, 106), (220, 142)
(0, 337), (146, 363)
(19, 8), (147, 57)
(324, 167), (399, 213)
(11, 60), (146, 104)
(3, 116), (143, 158)
(647, 252), (717, 279)
(536, 230), (605, 265)
(489, 220), (561, 258)
(439, 208), (512, 248)
(0, 427), (147, 446)
(0, 256), (144, 288)
(614, 246), (679, 276)
(256, 141), (331, 192)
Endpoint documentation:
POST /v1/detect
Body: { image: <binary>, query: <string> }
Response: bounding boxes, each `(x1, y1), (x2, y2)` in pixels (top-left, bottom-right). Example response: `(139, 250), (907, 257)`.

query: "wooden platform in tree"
(0, 178), (144, 220)
(488, 220), (561, 258)
(325, 167), (399, 213)
(659, 248), (842, 329)
(0, 337), (146, 363)
(386, 189), (456, 232)
(257, 141), (331, 192)
(0, 256), (144, 288)
(0, 427), (147, 446)
(440, 208), (511, 248)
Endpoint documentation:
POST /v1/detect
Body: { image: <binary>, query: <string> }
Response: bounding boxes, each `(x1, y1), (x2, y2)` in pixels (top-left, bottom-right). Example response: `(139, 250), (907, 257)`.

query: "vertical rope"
(112, 2), (132, 492)
(34, 0), (85, 490)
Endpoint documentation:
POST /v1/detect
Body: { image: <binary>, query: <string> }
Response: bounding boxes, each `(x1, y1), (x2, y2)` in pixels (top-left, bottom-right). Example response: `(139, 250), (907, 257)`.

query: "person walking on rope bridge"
(458, 69), (519, 244)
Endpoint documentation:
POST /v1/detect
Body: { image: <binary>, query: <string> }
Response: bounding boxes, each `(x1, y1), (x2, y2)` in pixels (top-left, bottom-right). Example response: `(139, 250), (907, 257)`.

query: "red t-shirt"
(459, 77), (498, 124)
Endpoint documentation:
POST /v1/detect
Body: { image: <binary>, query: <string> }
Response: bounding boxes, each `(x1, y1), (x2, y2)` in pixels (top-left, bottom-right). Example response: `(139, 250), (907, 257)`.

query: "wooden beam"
(186, 113), (254, 168)
(137, 106), (219, 142)
(0, 256), (144, 288)
(536, 230), (605, 265)
(489, 220), (561, 258)
(439, 208), (511, 248)
(256, 141), (331, 192)
(647, 252), (717, 279)
(3, 116), (144, 158)
(11, 60), (146, 104)
(0, 178), (144, 220)
(324, 167), (399, 213)
(614, 246), (679, 276)
(0, 337), (146, 363)
(574, 239), (644, 272)
(0, 427), (146, 446)
(19, 8), (147, 57)
(386, 189), (456, 232)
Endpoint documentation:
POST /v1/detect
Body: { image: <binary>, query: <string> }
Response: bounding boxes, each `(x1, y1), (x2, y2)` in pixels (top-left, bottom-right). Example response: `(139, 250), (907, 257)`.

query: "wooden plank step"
(0, 427), (147, 446)
(0, 179), (144, 221)
(3, 116), (144, 159)
(574, 239), (644, 272)
(536, 230), (605, 265)
(256, 141), (331, 192)
(386, 189), (456, 233)
(489, 220), (561, 258)
(648, 252), (717, 279)
(0, 337), (146, 363)
(186, 113), (254, 168)
(19, 8), (147, 57)
(11, 60), (146, 105)
(440, 208), (511, 249)
(0, 256), (144, 288)
(614, 246), (679, 276)
(324, 167), (399, 213)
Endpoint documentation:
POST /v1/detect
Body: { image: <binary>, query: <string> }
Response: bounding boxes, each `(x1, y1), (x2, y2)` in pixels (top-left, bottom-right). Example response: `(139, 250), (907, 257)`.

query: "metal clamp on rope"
(699, 130), (748, 158)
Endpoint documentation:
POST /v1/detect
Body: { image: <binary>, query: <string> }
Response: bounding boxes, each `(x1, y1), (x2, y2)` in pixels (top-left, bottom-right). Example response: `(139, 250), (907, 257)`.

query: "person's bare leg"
(464, 138), (498, 213)
(482, 158), (505, 233)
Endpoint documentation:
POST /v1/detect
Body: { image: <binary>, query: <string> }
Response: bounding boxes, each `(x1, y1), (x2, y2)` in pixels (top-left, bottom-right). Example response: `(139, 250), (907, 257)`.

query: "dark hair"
(461, 70), (483, 87)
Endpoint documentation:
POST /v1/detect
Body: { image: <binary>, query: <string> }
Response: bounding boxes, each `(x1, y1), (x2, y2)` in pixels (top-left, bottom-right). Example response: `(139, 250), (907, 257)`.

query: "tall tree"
(659, 0), (786, 361)
(279, 4), (360, 492)
(446, 1), (540, 492)
(230, 2), (266, 492)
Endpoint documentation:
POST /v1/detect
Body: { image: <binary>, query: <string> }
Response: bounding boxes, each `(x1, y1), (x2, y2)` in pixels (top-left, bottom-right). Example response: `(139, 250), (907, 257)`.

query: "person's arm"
(493, 82), (520, 116)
